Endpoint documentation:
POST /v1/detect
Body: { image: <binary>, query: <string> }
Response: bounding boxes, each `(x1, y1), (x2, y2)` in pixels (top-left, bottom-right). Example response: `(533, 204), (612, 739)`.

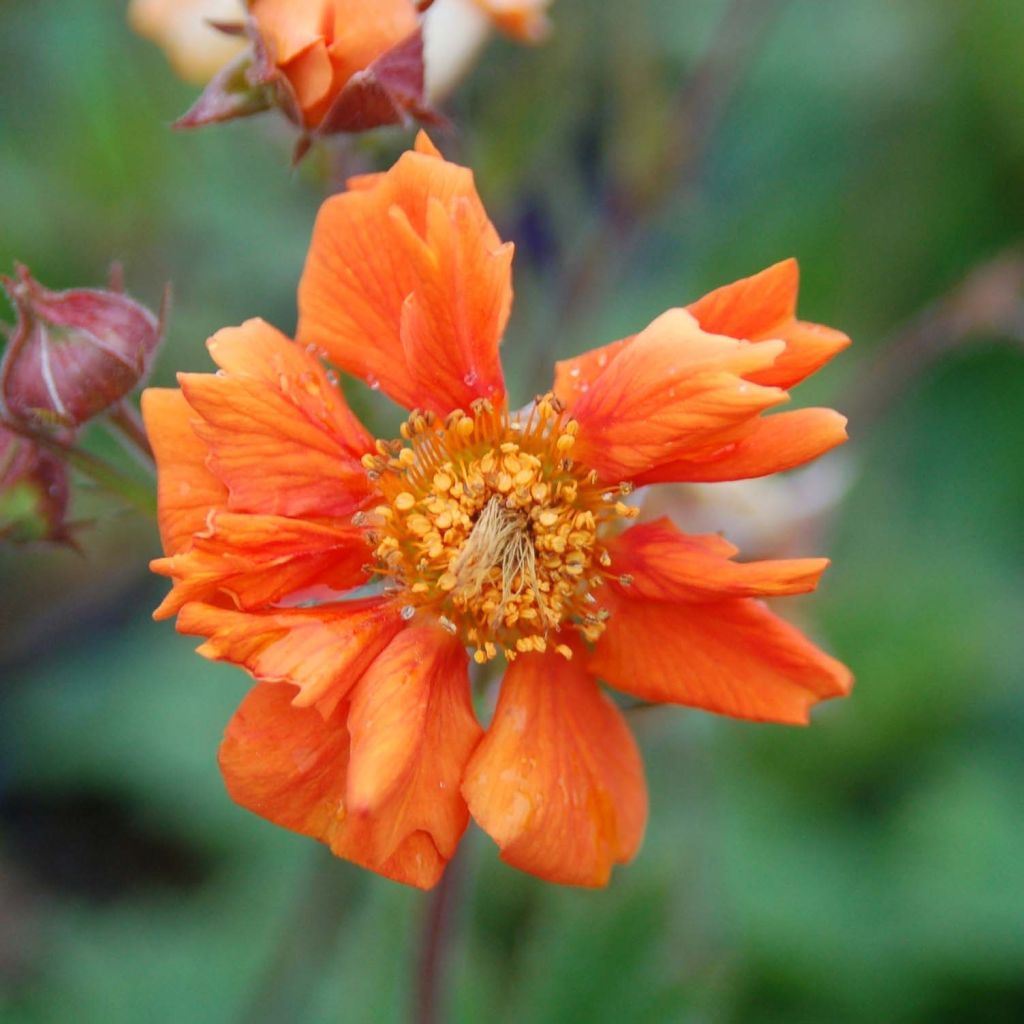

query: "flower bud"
(173, 0), (440, 162)
(0, 265), (166, 430)
(0, 425), (71, 544)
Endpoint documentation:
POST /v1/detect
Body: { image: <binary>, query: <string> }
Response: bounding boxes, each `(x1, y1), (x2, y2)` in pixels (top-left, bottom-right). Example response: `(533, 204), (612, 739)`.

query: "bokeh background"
(2, 0), (1023, 1021)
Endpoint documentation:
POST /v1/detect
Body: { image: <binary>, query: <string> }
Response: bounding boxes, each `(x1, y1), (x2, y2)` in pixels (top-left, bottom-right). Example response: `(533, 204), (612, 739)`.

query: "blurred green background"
(2, 0), (1023, 1021)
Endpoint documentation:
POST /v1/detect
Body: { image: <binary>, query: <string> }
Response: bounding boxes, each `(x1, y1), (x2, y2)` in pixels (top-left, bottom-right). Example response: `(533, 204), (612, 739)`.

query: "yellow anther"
(394, 492), (416, 512)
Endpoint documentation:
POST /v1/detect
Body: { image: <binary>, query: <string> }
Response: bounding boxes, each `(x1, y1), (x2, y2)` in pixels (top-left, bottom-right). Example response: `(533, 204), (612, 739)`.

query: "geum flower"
(143, 134), (852, 889)
(174, 0), (437, 161)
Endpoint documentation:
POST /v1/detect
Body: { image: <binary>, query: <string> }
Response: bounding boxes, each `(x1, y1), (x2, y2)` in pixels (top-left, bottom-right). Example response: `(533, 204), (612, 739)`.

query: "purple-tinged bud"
(0, 264), (167, 430)
(0, 425), (71, 544)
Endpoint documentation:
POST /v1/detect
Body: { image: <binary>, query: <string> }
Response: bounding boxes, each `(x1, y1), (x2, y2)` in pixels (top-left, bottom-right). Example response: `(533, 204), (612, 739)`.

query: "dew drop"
(463, 370), (479, 387)
(400, 605), (416, 621)
(568, 366), (581, 378)
(597, 353), (608, 368)
(325, 370), (339, 386)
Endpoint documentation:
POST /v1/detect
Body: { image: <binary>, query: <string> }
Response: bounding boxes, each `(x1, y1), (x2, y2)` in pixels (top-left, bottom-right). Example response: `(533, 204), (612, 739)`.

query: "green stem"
(106, 400), (156, 474)
(2, 417), (157, 518)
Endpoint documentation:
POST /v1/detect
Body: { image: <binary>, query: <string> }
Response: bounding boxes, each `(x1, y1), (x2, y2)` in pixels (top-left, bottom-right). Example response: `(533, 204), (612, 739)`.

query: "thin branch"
(843, 247), (1024, 428)
(1, 415), (157, 518)
(550, 0), (792, 340)
(414, 849), (466, 1024)
(106, 399), (156, 474)
(235, 852), (361, 1024)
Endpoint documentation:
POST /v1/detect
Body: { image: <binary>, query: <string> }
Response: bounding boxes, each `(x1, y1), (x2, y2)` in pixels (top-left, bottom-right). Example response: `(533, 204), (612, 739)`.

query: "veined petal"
(152, 512), (372, 619)
(219, 683), (452, 889)
(552, 335), (631, 407)
(178, 597), (403, 712)
(634, 407), (849, 485)
(606, 518), (829, 602)
(686, 259), (850, 389)
(297, 132), (512, 415)
(570, 309), (787, 482)
(141, 388), (227, 556)
(346, 626), (482, 865)
(593, 594), (852, 725)
(463, 646), (647, 887)
(553, 260), (849, 411)
(178, 319), (375, 518)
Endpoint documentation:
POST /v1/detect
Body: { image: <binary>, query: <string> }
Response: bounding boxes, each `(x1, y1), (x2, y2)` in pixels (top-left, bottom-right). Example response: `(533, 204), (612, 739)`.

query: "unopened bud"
(0, 264), (167, 430)
(0, 425), (71, 544)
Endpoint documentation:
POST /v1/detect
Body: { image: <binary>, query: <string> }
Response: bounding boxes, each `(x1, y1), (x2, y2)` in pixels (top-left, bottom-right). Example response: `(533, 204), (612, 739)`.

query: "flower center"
(360, 395), (637, 663)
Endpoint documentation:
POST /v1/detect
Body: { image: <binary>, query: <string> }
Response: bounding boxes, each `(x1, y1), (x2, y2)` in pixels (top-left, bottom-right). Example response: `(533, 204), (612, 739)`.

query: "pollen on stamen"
(361, 394), (634, 661)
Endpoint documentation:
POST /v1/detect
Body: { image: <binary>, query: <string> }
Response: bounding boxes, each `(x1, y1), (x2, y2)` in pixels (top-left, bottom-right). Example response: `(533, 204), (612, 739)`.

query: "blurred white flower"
(640, 458), (855, 561)
(129, 0), (247, 85)
(423, 0), (553, 104)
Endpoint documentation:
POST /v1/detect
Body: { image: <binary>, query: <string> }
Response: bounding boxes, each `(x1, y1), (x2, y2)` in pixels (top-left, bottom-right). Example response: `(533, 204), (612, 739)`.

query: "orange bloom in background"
(423, 0), (553, 104)
(473, 0), (553, 42)
(173, 0), (434, 157)
(143, 134), (852, 889)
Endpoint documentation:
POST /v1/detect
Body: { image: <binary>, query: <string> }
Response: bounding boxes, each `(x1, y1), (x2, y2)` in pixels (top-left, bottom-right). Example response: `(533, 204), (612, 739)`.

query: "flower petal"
(686, 259), (850, 389)
(178, 318), (375, 518)
(326, 0), (420, 89)
(297, 132), (512, 415)
(633, 407), (849, 484)
(345, 626), (482, 865)
(569, 309), (787, 483)
(552, 336), (631, 407)
(463, 646), (647, 887)
(606, 517), (829, 602)
(142, 388), (227, 556)
(152, 511), (372, 618)
(178, 597), (403, 713)
(553, 260), (849, 410)
(219, 682), (450, 889)
(592, 593), (853, 725)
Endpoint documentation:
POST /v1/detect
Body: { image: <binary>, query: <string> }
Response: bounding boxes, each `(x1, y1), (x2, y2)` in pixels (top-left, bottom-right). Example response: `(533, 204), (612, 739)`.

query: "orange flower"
(143, 134), (852, 889)
(472, 0), (552, 42)
(175, 0), (434, 155)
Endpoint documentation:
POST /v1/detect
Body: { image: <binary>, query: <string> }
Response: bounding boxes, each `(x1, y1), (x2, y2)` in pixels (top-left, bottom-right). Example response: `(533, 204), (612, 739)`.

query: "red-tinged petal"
(326, 0), (421, 91)
(570, 309), (787, 483)
(152, 512), (371, 619)
(463, 646), (647, 887)
(177, 597), (403, 712)
(141, 388), (227, 556)
(687, 258), (797, 342)
(346, 627), (482, 865)
(606, 518), (829, 602)
(687, 259), (850, 389)
(758, 320), (851, 390)
(317, 29), (427, 135)
(297, 133), (512, 415)
(178, 319), (375, 518)
(552, 336), (631, 408)
(634, 407), (849, 485)
(219, 683), (449, 888)
(592, 594), (853, 725)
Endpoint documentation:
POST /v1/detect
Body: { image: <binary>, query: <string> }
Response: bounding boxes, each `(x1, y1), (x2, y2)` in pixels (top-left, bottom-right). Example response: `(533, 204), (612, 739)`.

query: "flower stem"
(415, 850), (465, 1024)
(106, 400), (156, 474)
(2, 416), (157, 518)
